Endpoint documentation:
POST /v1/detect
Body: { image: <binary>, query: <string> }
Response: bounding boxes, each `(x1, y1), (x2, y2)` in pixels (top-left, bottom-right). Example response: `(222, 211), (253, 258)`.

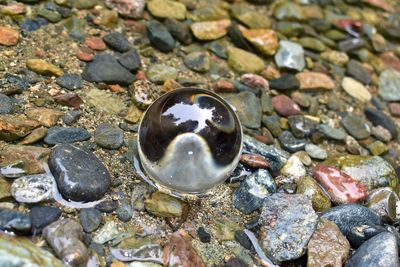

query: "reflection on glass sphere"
(138, 88), (243, 195)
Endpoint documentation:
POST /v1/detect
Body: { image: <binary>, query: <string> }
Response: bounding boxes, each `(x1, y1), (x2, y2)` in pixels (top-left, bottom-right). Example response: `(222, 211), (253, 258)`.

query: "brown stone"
(76, 48), (94, 62)
(161, 79), (181, 93)
(53, 94), (83, 109)
(389, 103), (400, 117)
(18, 127), (48, 145)
(0, 115), (40, 141)
(190, 19), (231, 41)
(272, 95), (301, 117)
(1, 3), (26, 15)
(124, 105), (142, 123)
(26, 59), (63, 77)
(25, 108), (63, 127)
(240, 154), (270, 169)
(0, 26), (19, 46)
(239, 27), (279, 56)
(296, 72), (335, 91)
(84, 37), (107, 51)
(239, 74), (269, 93)
(0, 145), (51, 175)
(163, 231), (206, 267)
(380, 51), (400, 72)
(212, 80), (234, 93)
(307, 219), (350, 267)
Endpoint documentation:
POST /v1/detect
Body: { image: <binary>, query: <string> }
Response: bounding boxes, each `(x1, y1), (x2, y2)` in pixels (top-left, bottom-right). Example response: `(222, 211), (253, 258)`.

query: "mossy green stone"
(367, 141), (388, 156)
(214, 218), (241, 241)
(297, 176), (331, 212)
(299, 37), (326, 52)
(147, 0), (187, 20)
(230, 4), (271, 29)
(144, 192), (188, 218)
(227, 47), (264, 74)
(37, 8), (62, 23)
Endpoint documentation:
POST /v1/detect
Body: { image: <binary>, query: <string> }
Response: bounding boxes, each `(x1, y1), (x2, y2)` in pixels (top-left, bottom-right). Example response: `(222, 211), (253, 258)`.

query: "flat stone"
(269, 74), (299, 90)
(317, 124), (347, 141)
(190, 19), (231, 41)
(117, 49), (141, 72)
(0, 115), (41, 141)
(341, 114), (370, 140)
(82, 54), (135, 85)
(147, 0), (186, 20)
(184, 51), (210, 72)
(366, 187), (398, 223)
(26, 59), (63, 77)
(364, 107), (397, 138)
(314, 165), (367, 205)
(239, 27), (279, 56)
(44, 127), (90, 145)
(85, 37), (106, 51)
(93, 220), (120, 244)
(272, 95), (301, 117)
(321, 204), (381, 236)
(259, 193), (318, 262)
(144, 191), (189, 218)
(79, 208), (102, 233)
(164, 18), (192, 45)
(163, 232), (206, 266)
(342, 77), (372, 103)
(299, 37), (326, 52)
(346, 60), (372, 85)
(367, 140), (388, 156)
(63, 111), (81, 125)
(25, 108), (63, 127)
(11, 174), (54, 203)
(278, 131), (306, 153)
(0, 94), (12, 115)
(305, 144), (327, 160)
(29, 206), (61, 234)
(230, 3), (271, 29)
(48, 144), (111, 202)
(307, 219), (350, 267)
(227, 47), (264, 73)
(0, 208), (30, 234)
(0, 26), (19, 46)
(85, 88), (126, 114)
(338, 38), (365, 52)
(111, 236), (163, 263)
(296, 72), (335, 91)
(147, 20), (175, 52)
(94, 123), (124, 149)
(103, 32), (130, 52)
(56, 73), (83, 90)
(379, 69), (400, 101)
(147, 64), (178, 84)
(296, 176), (331, 212)
(274, 40), (305, 71)
(345, 232), (400, 267)
(104, 0), (145, 18)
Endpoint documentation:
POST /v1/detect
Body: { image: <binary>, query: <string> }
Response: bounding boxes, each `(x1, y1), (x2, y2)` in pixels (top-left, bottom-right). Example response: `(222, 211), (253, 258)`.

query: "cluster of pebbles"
(1, 0), (400, 266)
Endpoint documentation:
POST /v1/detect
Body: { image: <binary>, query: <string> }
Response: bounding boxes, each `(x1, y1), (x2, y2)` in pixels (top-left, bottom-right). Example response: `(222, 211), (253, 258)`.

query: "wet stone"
(29, 206), (61, 234)
(364, 107), (397, 138)
(197, 227), (211, 243)
(0, 208), (31, 234)
(379, 69), (400, 101)
(305, 144), (327, 160)
(144, 192), (189, 218)
(232, 169), (276, 214)
(26, 59), (63, 77)
(346, 60), (372, 85)
(345, 232), (400, 267)
(117, 48), (141, 72)
(104, 0), (145, 18)
(347, 223), (388, 249)
(190, 19), (231, 41)
(163, 232), (206, 266)
(147, 64), (178, 84)
(80, 208), (102, 233)
(49, 143), (111, 202)
(281, 155), (306, 181)
(296, 72), (335, 91)
(366, 187), (398, 223)
(56, 73), (83, 90)
(84, 37), (107, 51)
(11, 174), (54, 203)
(103, 32), (130, 52)
(147, 20), (175, 52)
(274, 40), (305, 71)
(259, 193), (318, 263)
(367, 140), (388, 156)
(93, 220), (120, 244)
(269, 74), (300, 91)
(296, 176), (331, 212)
(44, 127), (90, 145)
(321, 204), (381, 236)
(307, 219), (350, 267)
(117, 198), (133, 222)
(272, 95), (301, 117)
(288, 115), (317, 138)
(43, 218), (88, 267)
(25, 108), (63, 128)
(94, 123), (124, 149)
(95, 200), (118, 213)
(278, 131), (306, 153)
(341, 114), (370, 140)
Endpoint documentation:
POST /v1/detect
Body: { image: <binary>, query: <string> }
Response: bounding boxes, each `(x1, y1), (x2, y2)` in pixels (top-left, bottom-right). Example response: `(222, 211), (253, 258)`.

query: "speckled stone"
(94, 123), (124, 149)
(274, 40), (305, 71)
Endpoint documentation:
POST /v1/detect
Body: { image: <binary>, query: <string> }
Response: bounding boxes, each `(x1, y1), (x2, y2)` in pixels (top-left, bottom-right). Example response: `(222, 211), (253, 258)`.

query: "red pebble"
(212, 80), (234, 93)
(389, 103), (400, 117)
(313, 165), (368, 204)
(272, 95), (301, 117)
(53, 93), (83, 109)
(84, 37), (106, 51)
(76, 48), (94, 62)
(240, 154), (270, 169)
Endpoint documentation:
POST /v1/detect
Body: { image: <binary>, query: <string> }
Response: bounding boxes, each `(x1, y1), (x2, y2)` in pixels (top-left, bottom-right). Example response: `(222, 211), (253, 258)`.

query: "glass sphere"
(138, 88), (243, 195)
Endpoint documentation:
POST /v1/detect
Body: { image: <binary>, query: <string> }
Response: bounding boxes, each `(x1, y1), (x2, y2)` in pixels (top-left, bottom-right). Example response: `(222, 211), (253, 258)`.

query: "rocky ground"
(1, 0), (400, 266)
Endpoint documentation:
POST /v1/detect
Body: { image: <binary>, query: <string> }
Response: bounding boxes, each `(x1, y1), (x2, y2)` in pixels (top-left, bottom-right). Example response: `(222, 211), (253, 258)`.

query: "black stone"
(44, 127), (90, 145)
(364, 107), (398, 138)
(338, 38), (365, 52)
(116, 199), (133, 222)
(164, 18), (192, 45)
(62, 110), (81, 125)
(341, 114), (370, 140)
(1, 73), (29, 93)
(234, 230), (253, 250)
(269, 74), (300, 90)
(94, 123), (124, 150)
(288, 115), (317, 138)
(103, 32), (131, 53)
(95, 200), (118, 213)
(80, 208), (102, 233)
(278, 131), (307, 153)
(321, 204), (381, 236)
(29, 206), (61, 235)
(147, 20), (175, 52)
(0, 93), (12, 114)
(228, 23), (254, 52)
(0, 208), (30, 234)
(56, 73), (83, 90)
(345, 232), (400, 267)
(49, 144), (111, 202)
(82, 54), (135, 85)
(346, 60), (372, 85)
(117, 49), (141, 72)
(347, 223), (388, 249)
(197, 227), (211, 243)
(20, 17), (49, 32)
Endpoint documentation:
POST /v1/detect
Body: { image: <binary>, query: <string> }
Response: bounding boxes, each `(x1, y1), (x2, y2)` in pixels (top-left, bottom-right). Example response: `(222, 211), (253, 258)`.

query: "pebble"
(84, 37), (106, 51)
(197, 227), (211, 243)
(116, 198), (133, 222)
(321, 204), (381, 236)
(232, 169), (276, 214)
(214, 218), (241, 241)
(56, 73), (83, 90)
(79, 208), (102, 233)
(105, 0), (145, 18)
(296, 176), (331, 212)
(321, 50), (349, 66)
(0, 26), (19, 46)
(279, 130), (306, 153)
(269, 74), (299, 90)
(371, 125), (392, 142)
(239, 154), (269, 169)
(345, 232), (400, 267)
(48, 143), (111, 202)
(117, 48), (141, 72)
(364, 107), (398, 138)
(389, 102), (400, 117)
(239, 28), (279, 56)
(338, 38), (365, 52)
(317, 124), (347, 141)
(190, 19), (231, 40)
(274, 40), (305, 71)
(227, 47), (265, 74)
(147, 0), (186, 20)
(288, 115), (317, 138)
(93, 220), (120, 244)
(184, 51), (210, 72)
(44, 127), (90, 144)
(0, 94), (12, 114)
(85, 88), (126, 114)
(111, 236), (163, 263)
(307, 219), (350, 267)
(346, 60), (372, 85)
(366, 187), (398, 223)
(0, 208), (31, 234)
(94, 123), (124, 149)
(81, 54), (135, 85)
(146, 64), (178, 84)
(62, 110), (81, 125)
(25, 107), (63, 127)
(379, 69), (400, 101)
(95, 200), (118, 213)
(296, 72), (335, 91)
(147, 20), (175, 52)
(43, 219), (88, 266)
(20, 17), (48, 32)
(272, 95), (301, 117)
(144, 192), (189, 218)
(341, 114), (370, 140)
(103, 32), (131, 52)
(26, 59), (63, 77)
(0, 115), (41, 142)
(341, 77), (372, 103)
(305, 144), (327, 160)
(163, 232), (206, 266)
(29, 206), (61, 234)
(259, 193), (318, 262)
(11, 174), (54, 203)
(164, 18), (192, 45)
(367, 140), (388, 156)
(314, 165), (368, 204)
(281, 155), (306, 181)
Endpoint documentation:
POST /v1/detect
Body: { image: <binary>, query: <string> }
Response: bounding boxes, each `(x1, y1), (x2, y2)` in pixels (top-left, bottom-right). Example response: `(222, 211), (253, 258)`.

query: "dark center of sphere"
(139, 88), (242, 166)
